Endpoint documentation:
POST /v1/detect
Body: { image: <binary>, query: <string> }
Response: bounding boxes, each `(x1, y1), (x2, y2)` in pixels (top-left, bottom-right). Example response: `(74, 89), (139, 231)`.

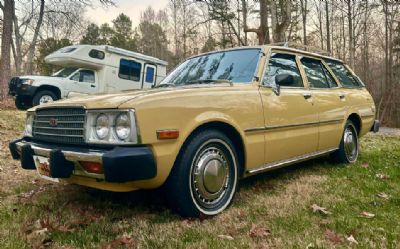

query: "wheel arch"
(179, 120), (246, 178)
(36, 85), (62, 99)
(347, 113), (362, 135)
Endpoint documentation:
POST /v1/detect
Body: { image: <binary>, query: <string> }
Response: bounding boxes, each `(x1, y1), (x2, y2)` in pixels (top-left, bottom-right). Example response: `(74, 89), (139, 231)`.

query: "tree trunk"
(270, 0), (292, 42)
(325, 1), (331, 53)
(241, 0), (248, 45)
(243, 0), (269, 45)
(0, 0), (15, 99)
(300, 0), (307, 45)
(24, 0), (45, 75)
(347, 0), (355, 68)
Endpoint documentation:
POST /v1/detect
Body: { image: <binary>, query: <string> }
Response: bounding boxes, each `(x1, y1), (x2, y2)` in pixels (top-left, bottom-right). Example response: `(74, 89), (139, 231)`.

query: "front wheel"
(330, 120), (359, 163)
(15, 96), (29, 110)
(32, 90), (58, 106)
(165, 130), (239, 217)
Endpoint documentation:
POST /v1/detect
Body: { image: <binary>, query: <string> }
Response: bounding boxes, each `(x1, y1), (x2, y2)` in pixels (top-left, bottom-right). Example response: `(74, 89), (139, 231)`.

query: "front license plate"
(33, 156), (59, 182)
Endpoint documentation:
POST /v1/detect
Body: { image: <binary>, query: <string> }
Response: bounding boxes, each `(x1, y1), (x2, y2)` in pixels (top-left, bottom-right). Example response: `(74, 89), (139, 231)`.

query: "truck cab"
(8, 45), (167, 110)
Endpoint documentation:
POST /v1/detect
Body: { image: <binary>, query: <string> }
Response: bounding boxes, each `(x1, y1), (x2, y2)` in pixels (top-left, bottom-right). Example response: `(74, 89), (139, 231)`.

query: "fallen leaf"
(376, 173), (390, 179)
(361, 162), (369, 168)
(325, 229), (344, 244)
(360, 211), (375, 218)
(249, 224), (271, 238)
(347, 235), (359, 244)
(101, 236), (137, 249)
(217, 234), (234, 240)
(377, 192), (390, 199)
(311, 204), (331, 215)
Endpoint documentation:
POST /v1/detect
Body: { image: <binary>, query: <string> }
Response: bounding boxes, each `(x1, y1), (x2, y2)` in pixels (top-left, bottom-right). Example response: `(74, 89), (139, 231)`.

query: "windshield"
(52, 67), (78, 78)
(160, 48), (261, 86)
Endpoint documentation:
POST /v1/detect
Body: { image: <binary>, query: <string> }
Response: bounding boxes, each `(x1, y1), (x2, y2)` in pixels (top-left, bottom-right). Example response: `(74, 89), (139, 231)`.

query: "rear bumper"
(370, 119), (380, 133)
(9, 139), (157, 183)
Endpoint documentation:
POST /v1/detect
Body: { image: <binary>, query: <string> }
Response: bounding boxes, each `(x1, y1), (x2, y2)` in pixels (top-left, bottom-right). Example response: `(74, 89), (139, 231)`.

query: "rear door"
(259, 52), (319, 164)
(299, 57), (346, 150)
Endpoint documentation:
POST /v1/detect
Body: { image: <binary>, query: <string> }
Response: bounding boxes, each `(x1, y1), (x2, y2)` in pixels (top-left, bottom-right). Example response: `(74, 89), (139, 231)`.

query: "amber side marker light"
(157, 130), (179, 140)
(80, 161), (103, 174)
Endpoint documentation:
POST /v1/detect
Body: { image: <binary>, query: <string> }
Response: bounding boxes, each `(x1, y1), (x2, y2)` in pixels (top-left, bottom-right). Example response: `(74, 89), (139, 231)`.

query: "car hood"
(30, 88), (177, 110)
(20, 75), (65, 82)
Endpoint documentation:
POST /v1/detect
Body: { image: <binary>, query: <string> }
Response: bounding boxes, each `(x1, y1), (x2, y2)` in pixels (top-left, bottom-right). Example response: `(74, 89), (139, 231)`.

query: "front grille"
(32, 108), (86, 145)
(8, 77), (21, 96)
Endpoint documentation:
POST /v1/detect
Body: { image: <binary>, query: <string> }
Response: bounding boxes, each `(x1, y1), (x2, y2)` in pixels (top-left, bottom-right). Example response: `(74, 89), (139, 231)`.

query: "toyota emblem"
(49, 118), (58, 127)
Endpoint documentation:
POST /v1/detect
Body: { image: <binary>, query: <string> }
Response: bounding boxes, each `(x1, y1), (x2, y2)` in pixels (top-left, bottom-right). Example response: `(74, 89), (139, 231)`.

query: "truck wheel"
(330, 120), (359, 163)
(32, 90), (58, 106)
(165, 129), (239, 217)
(15, 96), (29, 110)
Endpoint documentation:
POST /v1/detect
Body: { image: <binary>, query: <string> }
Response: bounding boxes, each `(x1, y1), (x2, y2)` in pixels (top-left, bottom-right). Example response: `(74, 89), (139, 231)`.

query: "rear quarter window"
(325, 60), (363, 88)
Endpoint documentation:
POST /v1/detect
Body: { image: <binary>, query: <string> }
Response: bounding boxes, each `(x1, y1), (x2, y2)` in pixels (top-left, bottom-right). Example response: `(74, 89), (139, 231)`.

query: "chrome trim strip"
(34, 132), (83, 138)
(247, 148), (337, 175)
(244, 119), (344, 134)
(361, 114), (375, 118)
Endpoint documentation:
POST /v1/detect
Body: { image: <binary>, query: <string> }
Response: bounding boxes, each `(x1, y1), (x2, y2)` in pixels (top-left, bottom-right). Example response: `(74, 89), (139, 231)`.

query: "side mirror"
(273, 74), (294, 96)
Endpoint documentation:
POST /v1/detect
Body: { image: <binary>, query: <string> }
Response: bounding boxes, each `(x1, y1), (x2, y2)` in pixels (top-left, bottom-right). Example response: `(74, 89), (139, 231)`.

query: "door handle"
(90, 84), (95, 88)
(303, 93), (312, 99)
(339, 94), (345, 99)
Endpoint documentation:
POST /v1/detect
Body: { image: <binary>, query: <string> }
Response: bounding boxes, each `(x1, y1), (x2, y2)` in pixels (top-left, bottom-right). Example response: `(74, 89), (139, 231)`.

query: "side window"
(119, 59), (141, 81)
(300, 57), (329, 88)
(80, 70), (95, 83)
(89, 49), (105, 60)
(325, 60), (361, 88)
(70, 72), (80, 81)
(322, 64), (338, 87)
(145, 66), (155, 83)
(263, 53), (304, 87)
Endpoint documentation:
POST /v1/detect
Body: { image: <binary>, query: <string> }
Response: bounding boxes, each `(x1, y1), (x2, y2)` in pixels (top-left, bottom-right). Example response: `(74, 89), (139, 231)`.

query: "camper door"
(142, 64), (157, 88)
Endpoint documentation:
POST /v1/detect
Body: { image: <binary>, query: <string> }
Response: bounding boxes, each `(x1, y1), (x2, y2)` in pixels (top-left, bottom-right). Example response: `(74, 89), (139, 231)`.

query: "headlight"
(21, 79), (34, 85)
(24, 112), (34, 137)
(115, 113), (130, 140)
(85, 109), (139, 144)
(95, 114), (109, 139)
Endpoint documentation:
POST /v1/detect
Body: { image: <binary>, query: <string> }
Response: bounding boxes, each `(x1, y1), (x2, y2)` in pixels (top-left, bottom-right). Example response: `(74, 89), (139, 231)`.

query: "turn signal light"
(157, 130), (179, 140)
(80, 161), (103, 174)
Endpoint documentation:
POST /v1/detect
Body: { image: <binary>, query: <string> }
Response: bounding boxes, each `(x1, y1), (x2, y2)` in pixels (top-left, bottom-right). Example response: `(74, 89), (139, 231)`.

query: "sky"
(86, 0), (169, 26)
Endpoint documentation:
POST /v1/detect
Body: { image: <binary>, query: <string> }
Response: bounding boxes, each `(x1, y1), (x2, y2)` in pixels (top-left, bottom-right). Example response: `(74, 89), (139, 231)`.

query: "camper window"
(89, 49), (105, 60)
(70, 70), (95, 83)
(119, 59), (141, 81)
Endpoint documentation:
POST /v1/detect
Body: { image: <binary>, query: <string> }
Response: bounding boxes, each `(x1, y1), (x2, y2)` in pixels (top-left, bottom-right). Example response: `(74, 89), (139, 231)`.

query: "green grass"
(0, 110), (399, 248)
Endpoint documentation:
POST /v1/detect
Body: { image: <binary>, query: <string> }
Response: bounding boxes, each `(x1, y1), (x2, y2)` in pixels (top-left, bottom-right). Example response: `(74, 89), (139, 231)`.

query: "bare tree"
(0, 0), (14, 99)
(270, 0), (292, 42)
(299, 0), (308, 45)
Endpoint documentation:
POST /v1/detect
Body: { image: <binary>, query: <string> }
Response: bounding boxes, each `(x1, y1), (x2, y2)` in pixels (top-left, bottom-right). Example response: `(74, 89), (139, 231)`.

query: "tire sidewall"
(33, 90), (58, 106)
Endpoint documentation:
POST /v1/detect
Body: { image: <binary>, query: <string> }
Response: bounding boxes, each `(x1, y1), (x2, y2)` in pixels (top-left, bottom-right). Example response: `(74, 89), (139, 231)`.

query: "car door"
(259, 52), (319, 164)
(299, 57), (346, 150)
(68, 69), (98, 95)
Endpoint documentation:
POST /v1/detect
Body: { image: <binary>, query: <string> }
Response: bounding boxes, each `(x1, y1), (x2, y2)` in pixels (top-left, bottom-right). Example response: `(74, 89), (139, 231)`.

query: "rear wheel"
(165, 129), (239, 217)
(32, 90), (58, 106)
(330, 120), (359, 163)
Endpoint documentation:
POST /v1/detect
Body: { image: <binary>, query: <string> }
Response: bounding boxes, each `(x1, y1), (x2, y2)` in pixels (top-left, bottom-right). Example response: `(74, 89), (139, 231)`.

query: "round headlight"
(115, 113), (131, 140)
(95, 114), (109, 139)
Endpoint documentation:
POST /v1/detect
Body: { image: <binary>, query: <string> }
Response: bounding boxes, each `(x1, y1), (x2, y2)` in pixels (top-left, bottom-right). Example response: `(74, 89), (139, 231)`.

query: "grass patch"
(0, 109), (399, 248)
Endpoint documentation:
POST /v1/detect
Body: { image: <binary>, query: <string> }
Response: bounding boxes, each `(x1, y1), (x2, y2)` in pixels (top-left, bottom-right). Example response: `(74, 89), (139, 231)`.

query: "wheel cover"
(39, 95), (54, 104)
(344, 126), (357, 161)
(189, 139), (237, 214)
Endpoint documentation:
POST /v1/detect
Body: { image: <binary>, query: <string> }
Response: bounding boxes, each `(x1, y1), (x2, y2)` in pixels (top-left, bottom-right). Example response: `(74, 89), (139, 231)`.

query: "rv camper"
(8, 45), (168, 110)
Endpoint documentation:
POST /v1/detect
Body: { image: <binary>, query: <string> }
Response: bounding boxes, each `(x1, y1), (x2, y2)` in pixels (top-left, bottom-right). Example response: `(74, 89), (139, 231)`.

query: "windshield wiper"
(154, 83), (176, 88)
(186, 79), (233, 86)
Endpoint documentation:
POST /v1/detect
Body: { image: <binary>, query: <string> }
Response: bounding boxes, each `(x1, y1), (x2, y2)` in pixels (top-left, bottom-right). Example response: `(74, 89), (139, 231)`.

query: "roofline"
(265, 45), (343, 63)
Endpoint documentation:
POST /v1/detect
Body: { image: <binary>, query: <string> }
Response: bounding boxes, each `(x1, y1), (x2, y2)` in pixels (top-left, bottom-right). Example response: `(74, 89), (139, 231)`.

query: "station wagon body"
(9, 45), (379, 217)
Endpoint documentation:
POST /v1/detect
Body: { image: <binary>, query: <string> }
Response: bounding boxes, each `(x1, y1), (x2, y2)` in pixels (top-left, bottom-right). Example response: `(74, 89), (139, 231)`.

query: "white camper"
(8, 45), (168, 110)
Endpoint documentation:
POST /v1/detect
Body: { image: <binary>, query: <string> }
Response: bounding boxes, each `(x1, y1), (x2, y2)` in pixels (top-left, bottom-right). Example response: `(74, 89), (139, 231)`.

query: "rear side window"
(119, 59), (141, 81)
(300, 58), (330, 88)
(325, 60), (361, 88)
(263, 53), (304, 87)
(145, 67), (155, 83)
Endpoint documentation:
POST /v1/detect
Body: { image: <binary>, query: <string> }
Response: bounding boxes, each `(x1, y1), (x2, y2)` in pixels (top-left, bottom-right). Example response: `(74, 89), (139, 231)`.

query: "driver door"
(68, 69), (98, 96)
(259, 52), (319, 164)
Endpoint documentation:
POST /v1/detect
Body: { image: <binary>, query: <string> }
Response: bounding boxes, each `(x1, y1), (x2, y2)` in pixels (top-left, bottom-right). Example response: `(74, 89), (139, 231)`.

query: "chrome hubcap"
(192, 146), (229, 206)
(344, 127), (357, 161)
(39, 95), (54, 104)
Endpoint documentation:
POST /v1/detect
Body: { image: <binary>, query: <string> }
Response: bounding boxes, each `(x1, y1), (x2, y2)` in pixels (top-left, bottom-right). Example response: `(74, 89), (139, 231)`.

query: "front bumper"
(9, 84), (38, 97)
(9, 139), (157, 183)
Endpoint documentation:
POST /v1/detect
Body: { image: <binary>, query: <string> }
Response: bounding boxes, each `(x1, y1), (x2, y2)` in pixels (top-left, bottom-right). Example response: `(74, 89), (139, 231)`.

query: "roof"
(103, 45), (168, 66)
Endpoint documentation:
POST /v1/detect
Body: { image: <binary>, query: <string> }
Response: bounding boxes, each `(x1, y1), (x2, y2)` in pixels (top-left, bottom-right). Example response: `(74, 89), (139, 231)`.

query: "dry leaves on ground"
(377, 192), (390, 199)
(325, 229), (344, 244)
(249, 224), (271, 238)
(217, 234), (234, 240)
(346, 235), (359, 244)
(361, 162), (369, 168)
(311, 204), (331, 215)
(376, 173), (390, 179)
(101, 236), (137, 249)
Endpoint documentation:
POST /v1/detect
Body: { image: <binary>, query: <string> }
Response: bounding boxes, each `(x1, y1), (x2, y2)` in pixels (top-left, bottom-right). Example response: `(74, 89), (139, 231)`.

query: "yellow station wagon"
(9, 44), (379, 217)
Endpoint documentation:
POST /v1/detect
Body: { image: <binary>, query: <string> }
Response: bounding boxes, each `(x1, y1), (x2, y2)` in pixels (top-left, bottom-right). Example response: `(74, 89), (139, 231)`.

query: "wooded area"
(0, 0), (399, 126)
